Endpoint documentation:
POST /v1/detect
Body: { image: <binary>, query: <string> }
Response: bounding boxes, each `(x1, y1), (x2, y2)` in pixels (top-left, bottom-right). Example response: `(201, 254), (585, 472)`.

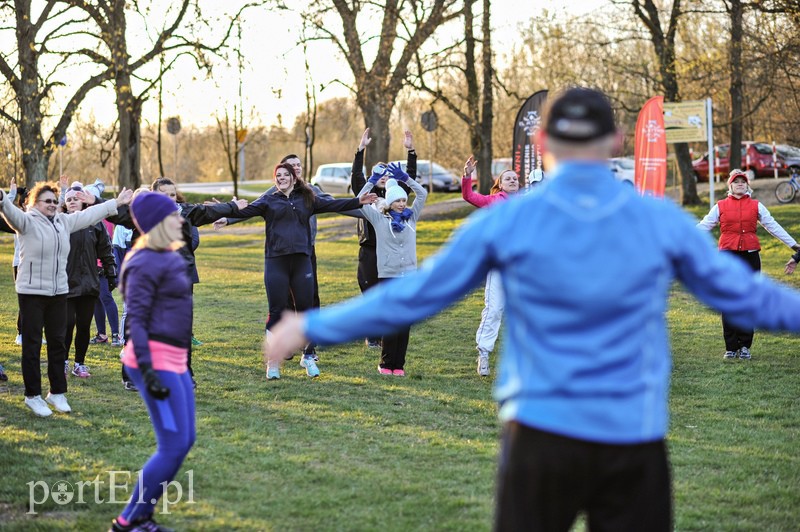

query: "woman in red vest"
(698, 170), (800, 360)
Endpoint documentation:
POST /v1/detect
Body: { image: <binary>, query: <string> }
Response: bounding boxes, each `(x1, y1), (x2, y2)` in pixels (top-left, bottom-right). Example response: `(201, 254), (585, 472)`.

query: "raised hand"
(358, 128), (372, 151)
(368, 164), (387, 184)
(75, 190), (96, 205)
(59, 174), (68, 191)
(232, 196), (248, 209)
(115, 188), (133, 206)
(387, 162), (409, 182)
(403, 130), (414, 151)
(464, 156), (477, 177)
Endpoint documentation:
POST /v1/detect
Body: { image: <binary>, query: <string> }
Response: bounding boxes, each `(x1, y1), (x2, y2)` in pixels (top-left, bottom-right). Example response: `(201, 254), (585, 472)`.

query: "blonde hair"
(133, 215), (184, 251)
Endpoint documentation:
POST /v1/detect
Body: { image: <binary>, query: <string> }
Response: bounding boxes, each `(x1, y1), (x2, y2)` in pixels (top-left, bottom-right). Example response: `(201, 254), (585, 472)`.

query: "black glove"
(138, 362), (170, 399)
(107, 276), (117, 292)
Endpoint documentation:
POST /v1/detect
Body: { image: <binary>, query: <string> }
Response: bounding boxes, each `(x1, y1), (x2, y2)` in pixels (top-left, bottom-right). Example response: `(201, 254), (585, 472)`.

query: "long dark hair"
(275, 162), (314, 209)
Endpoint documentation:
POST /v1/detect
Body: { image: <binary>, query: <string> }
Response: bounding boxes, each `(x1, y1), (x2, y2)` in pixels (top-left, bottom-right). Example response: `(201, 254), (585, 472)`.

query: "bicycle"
(774, 169), (800, 203)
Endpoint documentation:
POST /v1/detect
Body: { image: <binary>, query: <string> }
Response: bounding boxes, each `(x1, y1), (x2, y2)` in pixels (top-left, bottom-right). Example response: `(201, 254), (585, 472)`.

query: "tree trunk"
(361, 102), (391, 170)
(15, 0), (49, 186)
(634, 0), (701, 205)
(477, 0), (494, 195)
(729, 0), (744, 172)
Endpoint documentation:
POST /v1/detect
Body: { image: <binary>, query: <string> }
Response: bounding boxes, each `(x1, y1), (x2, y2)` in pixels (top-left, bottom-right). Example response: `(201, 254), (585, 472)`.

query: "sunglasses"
(37, 199), (58, 205)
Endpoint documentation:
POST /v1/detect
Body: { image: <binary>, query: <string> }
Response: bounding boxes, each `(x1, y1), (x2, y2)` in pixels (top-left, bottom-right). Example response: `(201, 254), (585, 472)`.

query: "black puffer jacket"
(66, 222), (115, 298)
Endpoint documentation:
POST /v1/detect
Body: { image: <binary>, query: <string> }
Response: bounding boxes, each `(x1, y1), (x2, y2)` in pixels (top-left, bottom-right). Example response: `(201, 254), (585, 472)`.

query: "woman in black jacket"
(62, 185), (117, 378)
(233, 162), (376, 380)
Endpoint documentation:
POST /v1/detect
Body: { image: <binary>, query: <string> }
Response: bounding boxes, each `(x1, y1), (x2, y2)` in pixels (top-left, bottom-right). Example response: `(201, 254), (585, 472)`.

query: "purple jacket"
(121, 247), (192, 366)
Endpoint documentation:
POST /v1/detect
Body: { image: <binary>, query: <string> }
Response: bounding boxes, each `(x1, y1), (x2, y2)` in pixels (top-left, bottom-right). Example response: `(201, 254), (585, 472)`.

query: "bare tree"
(300, 0), (466, 169)
(409, 1), (494, 192)
(726, 0), (746, 171)
(63, 0), (257, 189)
(0, 0), (112, 186)
(630, 0), (701, 205)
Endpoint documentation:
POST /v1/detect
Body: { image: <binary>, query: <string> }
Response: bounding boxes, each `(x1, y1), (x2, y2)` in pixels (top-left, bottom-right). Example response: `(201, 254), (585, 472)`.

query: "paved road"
(179, 180), (273, 198)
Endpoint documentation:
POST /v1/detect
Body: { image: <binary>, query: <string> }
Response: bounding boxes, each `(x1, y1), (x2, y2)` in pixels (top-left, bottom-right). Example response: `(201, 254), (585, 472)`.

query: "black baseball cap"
(544, 87), (616, 142)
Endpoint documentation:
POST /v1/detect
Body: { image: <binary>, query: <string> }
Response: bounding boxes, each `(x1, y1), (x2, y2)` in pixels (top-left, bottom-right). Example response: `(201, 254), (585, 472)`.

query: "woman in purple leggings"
(110, 192), (197, 532)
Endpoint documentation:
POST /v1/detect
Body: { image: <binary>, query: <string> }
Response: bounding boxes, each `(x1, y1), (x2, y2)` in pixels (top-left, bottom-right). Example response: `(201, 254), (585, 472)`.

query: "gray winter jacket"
(357, 178), (427, 278)
(0, 195), (118, 296)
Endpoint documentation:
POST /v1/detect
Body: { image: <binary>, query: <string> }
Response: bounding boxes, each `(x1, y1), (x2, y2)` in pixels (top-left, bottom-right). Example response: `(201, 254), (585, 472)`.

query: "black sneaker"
(123, 380), (137, 391)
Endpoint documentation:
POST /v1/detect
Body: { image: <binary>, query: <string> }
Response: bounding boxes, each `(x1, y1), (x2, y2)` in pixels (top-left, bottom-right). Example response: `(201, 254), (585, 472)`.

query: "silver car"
(310, 163), (360, 194)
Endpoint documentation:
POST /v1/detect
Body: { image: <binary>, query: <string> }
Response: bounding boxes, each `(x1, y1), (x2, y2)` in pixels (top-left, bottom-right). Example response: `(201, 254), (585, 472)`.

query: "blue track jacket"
(305, 161), (800, 444)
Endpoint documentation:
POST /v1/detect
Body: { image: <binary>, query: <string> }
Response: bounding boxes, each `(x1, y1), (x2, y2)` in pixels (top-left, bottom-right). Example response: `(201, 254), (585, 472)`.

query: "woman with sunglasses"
(0, 180), (132, 417)
(61, 184), (117, 379)
(698, 169), (800, 360)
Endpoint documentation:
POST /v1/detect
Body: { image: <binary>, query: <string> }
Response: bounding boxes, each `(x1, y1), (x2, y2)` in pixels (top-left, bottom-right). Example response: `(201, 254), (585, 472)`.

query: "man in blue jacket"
(264, 87), (800, 530)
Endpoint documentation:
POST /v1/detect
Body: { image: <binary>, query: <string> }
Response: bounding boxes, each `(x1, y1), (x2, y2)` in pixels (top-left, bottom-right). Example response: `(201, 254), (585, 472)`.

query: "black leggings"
(376, 277), (410, 370)
(66, 295), (98, 365)
(721, 250), (761, 351)
(264, 254), (314, 330)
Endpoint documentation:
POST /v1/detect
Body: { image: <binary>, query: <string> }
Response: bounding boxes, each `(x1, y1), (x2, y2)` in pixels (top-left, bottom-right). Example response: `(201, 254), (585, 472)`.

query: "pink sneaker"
(71, 363), (91, 378)
(378, 367), (392, 375)
(392, 369), (405, 376)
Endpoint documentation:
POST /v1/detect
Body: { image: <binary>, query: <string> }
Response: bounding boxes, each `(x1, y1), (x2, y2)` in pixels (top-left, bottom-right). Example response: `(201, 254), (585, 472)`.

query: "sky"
(31, 0), (607, 132)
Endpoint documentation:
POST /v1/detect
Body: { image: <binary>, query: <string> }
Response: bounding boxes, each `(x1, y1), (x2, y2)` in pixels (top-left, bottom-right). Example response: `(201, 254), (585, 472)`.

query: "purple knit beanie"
(131, 192), (178, 234)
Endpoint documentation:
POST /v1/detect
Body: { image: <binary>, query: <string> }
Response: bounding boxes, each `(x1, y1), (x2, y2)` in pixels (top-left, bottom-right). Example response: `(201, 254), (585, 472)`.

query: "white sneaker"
(25, 396), (53, 417)
(477, 353), (490, 377)
(45, 392), (72, 413)
(15, 334), (22, 345)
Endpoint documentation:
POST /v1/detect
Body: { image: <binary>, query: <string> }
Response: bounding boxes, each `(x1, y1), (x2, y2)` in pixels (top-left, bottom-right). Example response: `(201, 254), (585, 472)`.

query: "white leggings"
(475, 269), (504, 355)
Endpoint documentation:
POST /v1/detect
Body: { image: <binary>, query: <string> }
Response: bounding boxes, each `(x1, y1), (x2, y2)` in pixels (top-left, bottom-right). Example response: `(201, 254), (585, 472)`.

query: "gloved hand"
(107, 276), (118, 292)
(138, 362), (170, 399)
(387, 162), (409, 182)
(368, 164), (387, 184)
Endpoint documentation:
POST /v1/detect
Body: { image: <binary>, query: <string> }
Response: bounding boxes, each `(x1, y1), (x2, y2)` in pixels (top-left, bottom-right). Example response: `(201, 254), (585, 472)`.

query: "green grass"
(1, 204), (800, 530)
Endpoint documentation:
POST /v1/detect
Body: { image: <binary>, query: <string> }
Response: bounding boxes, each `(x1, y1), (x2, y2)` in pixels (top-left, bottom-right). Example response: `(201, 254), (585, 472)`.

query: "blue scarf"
(388, 208), (413, 232)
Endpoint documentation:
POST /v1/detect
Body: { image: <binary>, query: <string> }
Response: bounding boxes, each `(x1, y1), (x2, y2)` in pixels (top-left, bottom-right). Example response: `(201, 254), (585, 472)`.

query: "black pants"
(376, 277), (410, 370)
(357, 246), (381, 344)
(722, 250), (761, 351)
(265, 253), (316, 355)
(18, 293), (69, 397)
(494, 422), (672, 532)
(310, 246), (320, 309)
(66, 295), (97, 365)
(13, 266), (21, 334)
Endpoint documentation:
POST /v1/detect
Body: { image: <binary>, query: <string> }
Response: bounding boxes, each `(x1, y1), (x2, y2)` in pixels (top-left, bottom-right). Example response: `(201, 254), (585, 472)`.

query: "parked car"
(609, 157), (635, 185)
(492, 158), (512, 179)
(776, 144), (800, 174)
(692, 142), (787, 182)
(311, 162), (361, 194)
(391, 160), (460, 192)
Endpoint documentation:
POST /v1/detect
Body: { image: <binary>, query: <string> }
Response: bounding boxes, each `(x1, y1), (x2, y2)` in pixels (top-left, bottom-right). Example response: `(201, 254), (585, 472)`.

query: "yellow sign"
(236, 129), (248, 144)
(663, 101), (707, 143)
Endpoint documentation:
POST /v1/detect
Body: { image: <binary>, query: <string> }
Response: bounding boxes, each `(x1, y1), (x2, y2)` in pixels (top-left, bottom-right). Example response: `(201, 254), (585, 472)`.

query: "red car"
(692, 142), (787, 182)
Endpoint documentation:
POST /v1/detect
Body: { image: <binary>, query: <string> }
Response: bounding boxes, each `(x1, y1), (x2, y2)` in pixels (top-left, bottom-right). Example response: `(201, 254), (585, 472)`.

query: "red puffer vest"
(717, 195), (760, 251)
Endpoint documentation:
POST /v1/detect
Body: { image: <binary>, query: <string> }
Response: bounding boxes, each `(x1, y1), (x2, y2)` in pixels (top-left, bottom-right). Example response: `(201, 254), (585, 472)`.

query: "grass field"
(1, 199), (799, 531)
